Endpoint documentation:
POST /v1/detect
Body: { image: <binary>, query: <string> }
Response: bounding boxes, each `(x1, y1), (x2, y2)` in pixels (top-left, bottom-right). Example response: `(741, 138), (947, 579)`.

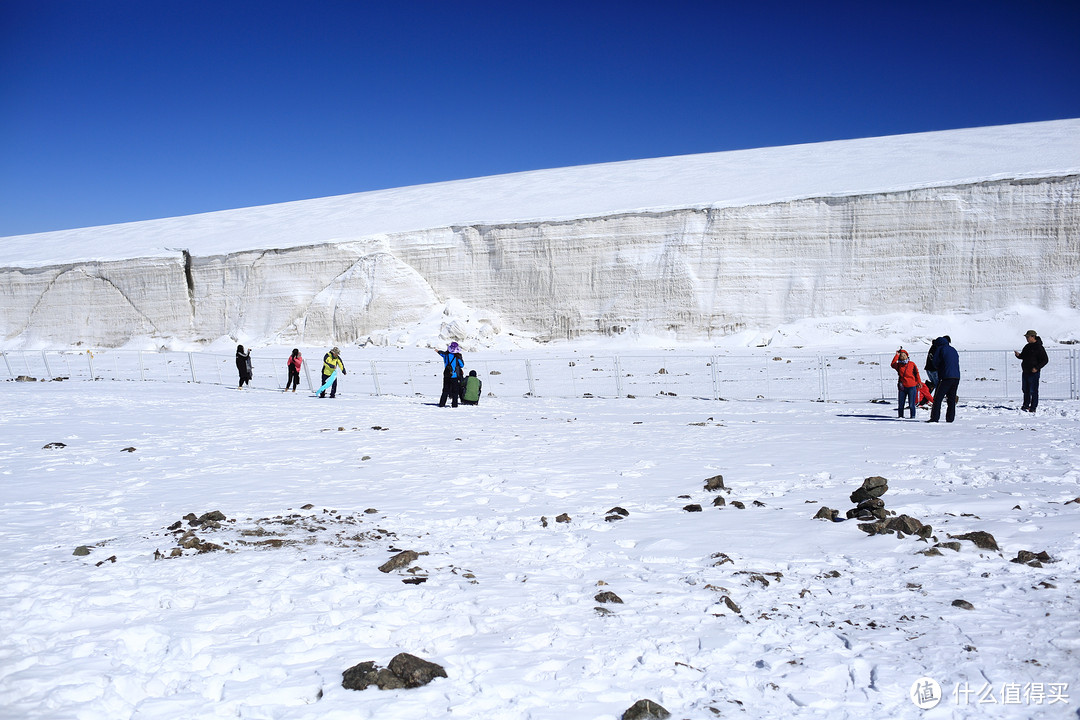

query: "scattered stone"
(594, 591), (623, 604)
(402, 577), (427, 585)
(594, 606), (615, 616)
(1011, 550), (1053, 567)
(719, 595), (741, 614)
(379, 550), (420, 573)
(15, 375), (37, 382)
(301, 503), (314, 509)
(934, 542), (961, 552)
(95, 555), (117, 566)
(341, 653), (447, 692)
(886, 515), (932, 538)
(387, 653), (447, 687)
(73, 546), (91, 556)
(1064, 497), (1080, 505)
(622, 699), (671, 720)
(710, 552), (733, 566)
(683, 504), (702, 513)
(918, 548), (943, 557)
(952, 599), (975, 610)
(121, 447), (136, 452)
(364, 508), (379, 514)
(540, 516), (548, 527)
(712, 495), (726, 507)
(555, 513), (571, 523)
(752, 500), (766, 507)
(813, 507), (838, 521)
(43, 442), (67, 449)
(950, 531), (999, 551)
(730, 501), (745, 509)
(703, 475), (726, 492)
(607, 507), (629, 517)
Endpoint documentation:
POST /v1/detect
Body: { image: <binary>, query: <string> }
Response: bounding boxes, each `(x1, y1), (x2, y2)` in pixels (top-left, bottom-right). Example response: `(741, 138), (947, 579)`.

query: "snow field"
(0, 381), (1077, 719)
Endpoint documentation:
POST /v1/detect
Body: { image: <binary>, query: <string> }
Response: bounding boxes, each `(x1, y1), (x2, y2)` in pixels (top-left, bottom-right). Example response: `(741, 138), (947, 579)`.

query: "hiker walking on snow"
(928, 336), (960, 423)
(436, 342), (465, 407)
(891, 348), (922, 419)
(236, 345), (252, 389)
(286, 349), (303, 392)
(320, 347), (346, 398)
(1014, 330), (1049, 413)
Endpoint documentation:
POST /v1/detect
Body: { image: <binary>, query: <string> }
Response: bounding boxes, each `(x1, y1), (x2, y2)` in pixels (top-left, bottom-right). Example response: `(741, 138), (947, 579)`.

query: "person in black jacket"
(236, 345), (252, 389)
(1014, 330), (1049, 413)
(928, 336), (960, 423)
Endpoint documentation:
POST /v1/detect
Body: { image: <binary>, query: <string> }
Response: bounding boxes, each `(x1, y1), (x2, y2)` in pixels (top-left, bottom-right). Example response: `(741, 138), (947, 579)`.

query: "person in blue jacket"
(436, 342), (465, 407)
(928, 336), (960, 423)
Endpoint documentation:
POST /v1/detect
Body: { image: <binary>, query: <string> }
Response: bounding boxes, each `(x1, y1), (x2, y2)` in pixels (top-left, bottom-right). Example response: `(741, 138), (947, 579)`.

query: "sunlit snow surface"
(1, 119), (1077, 266)
(1, 379), (1077, 719)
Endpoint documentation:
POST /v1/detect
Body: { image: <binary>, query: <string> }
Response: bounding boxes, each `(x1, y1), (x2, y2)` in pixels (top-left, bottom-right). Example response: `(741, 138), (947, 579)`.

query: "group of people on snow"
(891, 330), (1048, 422)
(237, 331), (1049, 417)
(235, 342), (482, 406)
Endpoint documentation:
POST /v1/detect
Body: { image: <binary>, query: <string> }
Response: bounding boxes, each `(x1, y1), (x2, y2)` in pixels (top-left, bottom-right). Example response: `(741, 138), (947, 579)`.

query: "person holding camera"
(891, 348), (922, 419)
(1014, 330), (1048, 413)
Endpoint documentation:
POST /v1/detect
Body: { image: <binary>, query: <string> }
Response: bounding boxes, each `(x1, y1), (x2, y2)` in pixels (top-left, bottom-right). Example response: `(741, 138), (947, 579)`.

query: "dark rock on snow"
(622, 698), (672, 720)
(379, 550), (420, 573)
(342, 653), (447, 691)
(703, 474), (726, 492)
(950, 531), (999, 551)
(594, 591), (624, 604)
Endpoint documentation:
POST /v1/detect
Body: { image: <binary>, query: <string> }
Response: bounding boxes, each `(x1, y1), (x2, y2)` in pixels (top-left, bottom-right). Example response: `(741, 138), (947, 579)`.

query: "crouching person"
(462, 370), (482, 406)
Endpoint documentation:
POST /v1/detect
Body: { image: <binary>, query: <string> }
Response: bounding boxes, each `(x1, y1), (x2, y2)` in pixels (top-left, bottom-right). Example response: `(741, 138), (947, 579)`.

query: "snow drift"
(1, 119), (1078, 349)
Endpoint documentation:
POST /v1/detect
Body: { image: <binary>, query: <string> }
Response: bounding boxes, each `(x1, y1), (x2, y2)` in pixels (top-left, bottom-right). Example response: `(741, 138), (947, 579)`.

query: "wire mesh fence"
(2, 348), (1078, 402)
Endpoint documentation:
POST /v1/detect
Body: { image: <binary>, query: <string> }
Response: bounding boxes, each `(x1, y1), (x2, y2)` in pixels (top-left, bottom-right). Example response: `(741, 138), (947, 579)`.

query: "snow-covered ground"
(1, 373), (1077, 718)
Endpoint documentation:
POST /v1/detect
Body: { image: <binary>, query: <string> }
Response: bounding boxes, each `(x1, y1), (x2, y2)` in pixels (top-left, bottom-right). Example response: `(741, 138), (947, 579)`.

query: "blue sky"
(2, 1), (1078, 237)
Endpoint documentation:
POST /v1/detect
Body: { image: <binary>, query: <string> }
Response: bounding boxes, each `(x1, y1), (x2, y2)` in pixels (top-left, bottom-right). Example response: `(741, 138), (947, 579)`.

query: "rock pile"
(342, 653), (447, 691)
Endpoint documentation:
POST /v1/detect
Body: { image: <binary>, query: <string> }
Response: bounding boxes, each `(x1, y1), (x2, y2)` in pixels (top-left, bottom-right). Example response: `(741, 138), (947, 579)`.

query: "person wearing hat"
(890, 348), (922, 419)
(320, 347), (346, 398)
(436, 342), (465, 407)
(1014, 330), (1049, 413)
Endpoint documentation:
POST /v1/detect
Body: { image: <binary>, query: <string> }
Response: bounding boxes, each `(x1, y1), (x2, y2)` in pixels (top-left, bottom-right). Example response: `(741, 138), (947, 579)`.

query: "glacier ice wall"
(1, 176), (1077, 348)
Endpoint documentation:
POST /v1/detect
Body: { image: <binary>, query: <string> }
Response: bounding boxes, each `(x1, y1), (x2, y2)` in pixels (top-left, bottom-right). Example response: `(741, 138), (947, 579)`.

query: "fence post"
(1, 352), (12, 380)
(188, 352), (197, 383)
(87, 351), (96, 380)
(818, 355), (828, 402)
(710, 356), (719, 400)
(41, 350), (53, 379)
(525, 359), (536, 397)
(614, 356), (623, 397)
(370, 360), (382, 396)
(303, 359), (314, 393)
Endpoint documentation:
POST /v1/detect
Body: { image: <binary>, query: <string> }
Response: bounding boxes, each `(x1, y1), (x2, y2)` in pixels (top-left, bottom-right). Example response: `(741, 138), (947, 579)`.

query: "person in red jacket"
(286, 349), (303, 392)
(916, 380), (934, 407)
(891, 348), (923, 419)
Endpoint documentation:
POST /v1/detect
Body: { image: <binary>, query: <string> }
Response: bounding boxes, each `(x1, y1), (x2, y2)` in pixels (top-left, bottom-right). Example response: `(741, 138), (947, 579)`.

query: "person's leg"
(320, 372), (329, 397)
(906, 387), (917, 418)
(929, 384), (944, 422)
(1029, 373), (1040, 412)
(945, 378), (958, 423)
(1021, 373), (1032, 410)
(897, 387), (905, 418)
(330, 377), (338, 398)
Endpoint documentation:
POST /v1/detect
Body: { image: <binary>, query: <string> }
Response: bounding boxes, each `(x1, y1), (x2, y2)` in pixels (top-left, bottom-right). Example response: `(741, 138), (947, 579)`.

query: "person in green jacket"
(462, 370), (482, 405)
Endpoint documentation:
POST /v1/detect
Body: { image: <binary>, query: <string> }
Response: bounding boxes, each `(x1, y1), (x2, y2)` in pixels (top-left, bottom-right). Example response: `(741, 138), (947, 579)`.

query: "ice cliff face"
(1, 175), (1076, 348)
(1, 121), (1078, 349)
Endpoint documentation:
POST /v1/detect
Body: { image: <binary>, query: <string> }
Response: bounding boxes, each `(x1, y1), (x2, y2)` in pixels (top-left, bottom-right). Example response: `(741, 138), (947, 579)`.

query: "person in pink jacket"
(286, 349), (303, 392)
(891, 348), (923, 419)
